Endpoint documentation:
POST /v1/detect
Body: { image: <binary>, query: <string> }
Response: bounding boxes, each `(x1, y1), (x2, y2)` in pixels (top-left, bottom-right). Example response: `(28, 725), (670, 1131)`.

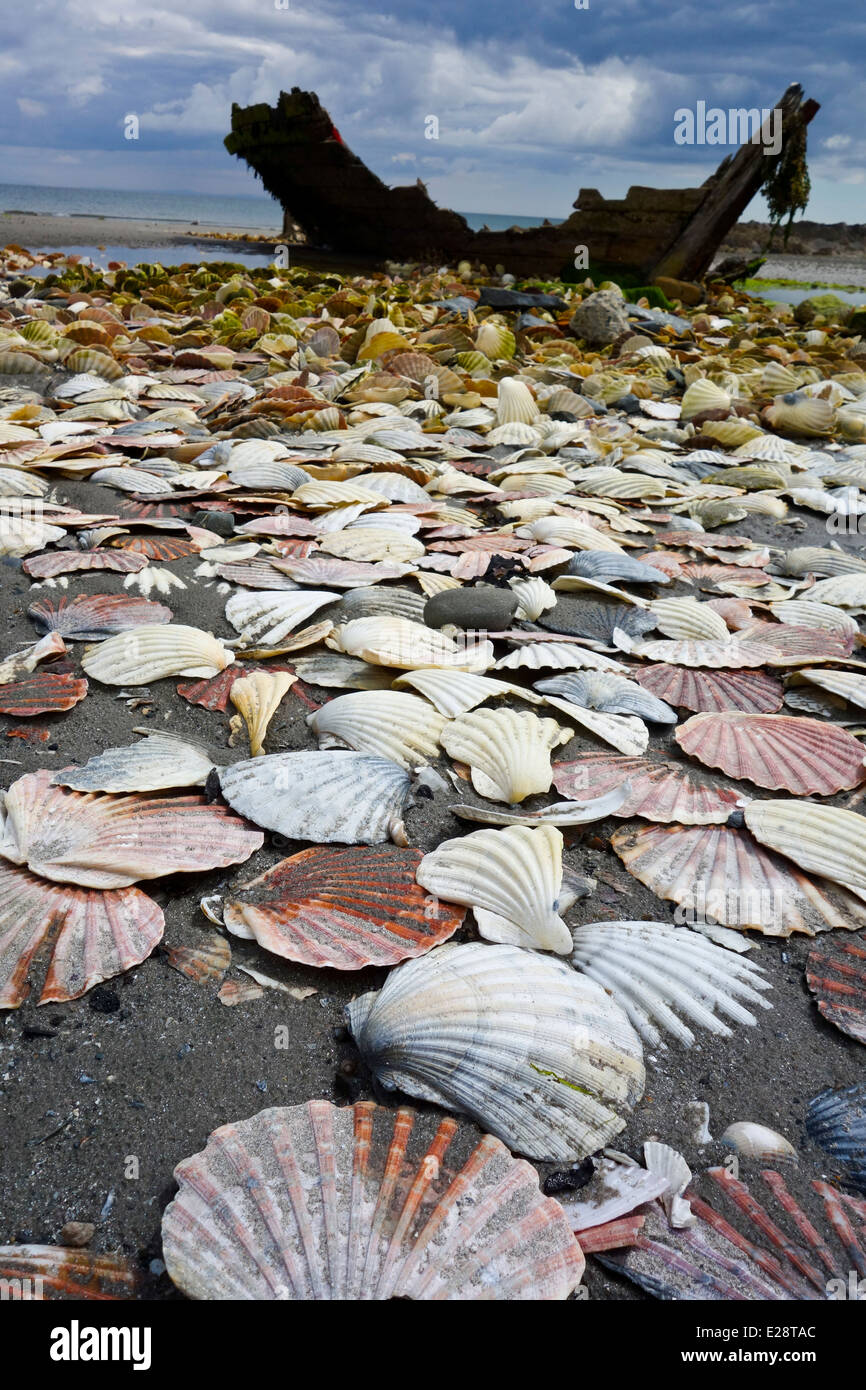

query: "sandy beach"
(0, 211), (280, 252)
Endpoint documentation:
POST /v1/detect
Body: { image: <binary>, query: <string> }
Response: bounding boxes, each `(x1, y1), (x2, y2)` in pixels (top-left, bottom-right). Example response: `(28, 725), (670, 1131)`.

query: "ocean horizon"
(0, 183), (564, 234)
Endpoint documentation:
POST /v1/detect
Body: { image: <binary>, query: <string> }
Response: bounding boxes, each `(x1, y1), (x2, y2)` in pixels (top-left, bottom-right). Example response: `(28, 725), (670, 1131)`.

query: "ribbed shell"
(308, 691), (446, 768)
(539, 600), (657, 645)
(675, 712), (866, 794)
(450, 784), (629, 827)
(629, 638), (779, 668)
(570, 920), (771, 1047)
(0, 861), (163, 1007)
(28, 593), (172, 641)
(566, 552), (670, 585)
(290, 654), (394, 690)
(161, 1100), (584, 1299)
(164, 934), (231, 985)
(416, 824), (570, 954)
(743, 801), (866, 904)
(510, 576), (557, 620)
(53, 731), (217, 792)
(218, 751), (410, 845)
(0, 673), (88, 716)
(540, 693), (648, 757)
(0, 1245), (138, 1298)
(526, 517), (625, 553)
(796, 667), (866, 711)
(272, 556), (412, 588)
(612, 822), (866, 937)
(441, 707), (571, 803)
(736, 620), (854, 665)
(230, 671), (296, 756)
(495, 643), (628, 674)
(330, 616), (493, 672)
(649, 597), (730, 642)
(225, 590), (338, 645)
(553, 753), (744, 824)
(82, 625), (234, 684)
(347, 942), (645, 1161)
(319, 527), (425, 563)
(633, 664), (784, 714)
(394, 669), (541, 718)
(681, 379), (731, 421)
(806, 1086), (866, 1193)
(768, 600), (859, 639)
(0, 770), (263, 889)
(223, 846), (465, 969)
(334, 585), (427, 624)
(535, 671), (677, 724)
(806, 933), (866, 1044)
(23, 548), (149, 578)
(806, 574), (866, 608)
(719, 1123), (796, 1161)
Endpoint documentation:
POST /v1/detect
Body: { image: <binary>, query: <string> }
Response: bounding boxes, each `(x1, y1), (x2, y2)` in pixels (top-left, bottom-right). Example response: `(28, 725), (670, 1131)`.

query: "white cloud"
(17, 98), (46, 118)
(823, 134), (852, 150)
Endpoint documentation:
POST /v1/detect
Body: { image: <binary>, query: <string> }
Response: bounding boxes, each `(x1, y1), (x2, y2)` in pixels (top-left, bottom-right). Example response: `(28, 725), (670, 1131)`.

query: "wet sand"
(0, 212), (279, 253)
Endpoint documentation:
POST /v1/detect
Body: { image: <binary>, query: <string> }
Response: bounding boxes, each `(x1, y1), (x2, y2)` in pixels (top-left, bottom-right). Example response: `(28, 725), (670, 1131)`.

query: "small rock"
(568, 289), (631, 347)
(424, 584), (518, 632)
(60, 1221), (95, 1248)
(479, 287), (566, 311)
(192, 509), (236, 537)
(793, 294), (853, 326)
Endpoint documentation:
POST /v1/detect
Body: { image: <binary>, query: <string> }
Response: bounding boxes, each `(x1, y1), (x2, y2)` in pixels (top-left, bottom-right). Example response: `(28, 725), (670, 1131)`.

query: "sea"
(0, 183), (562, 235)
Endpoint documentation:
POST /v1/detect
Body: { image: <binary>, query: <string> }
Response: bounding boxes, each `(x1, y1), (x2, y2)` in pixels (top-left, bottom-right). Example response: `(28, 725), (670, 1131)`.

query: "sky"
(1, 0), (864, 222)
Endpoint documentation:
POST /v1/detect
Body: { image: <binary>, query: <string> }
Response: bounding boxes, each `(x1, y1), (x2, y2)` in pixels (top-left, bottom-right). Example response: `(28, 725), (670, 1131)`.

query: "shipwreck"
(225, 84), (818, 281)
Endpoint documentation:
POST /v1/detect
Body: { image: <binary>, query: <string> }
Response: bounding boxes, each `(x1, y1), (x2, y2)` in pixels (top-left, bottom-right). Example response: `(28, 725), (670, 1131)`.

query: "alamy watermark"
(674, 103), (782, 157)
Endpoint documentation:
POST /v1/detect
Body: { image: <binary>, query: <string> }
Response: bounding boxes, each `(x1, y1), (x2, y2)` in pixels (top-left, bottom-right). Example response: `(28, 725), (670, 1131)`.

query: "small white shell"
(719, 1121), (797, 1161)
(230, 671), (296, 757)
(643, 1141), (694, 1228)
(649, 597), (730, 642)
(329, 616), (493, 672)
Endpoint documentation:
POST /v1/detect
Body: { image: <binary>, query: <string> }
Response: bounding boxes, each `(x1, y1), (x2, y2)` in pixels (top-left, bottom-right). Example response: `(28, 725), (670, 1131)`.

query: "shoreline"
(0, 211), (282, 252)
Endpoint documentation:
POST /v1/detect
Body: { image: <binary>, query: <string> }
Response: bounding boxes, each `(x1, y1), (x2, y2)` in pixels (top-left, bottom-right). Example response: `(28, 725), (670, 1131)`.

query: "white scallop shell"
(52, 730), (217, 792)
(570, 920), (771, 1047)
(496, 378), (539, 425)
(681, 379), (731, 421)
(417, 824), (571, 953)
(806, 574), (866, 609)
(393, 668), (541, 717)
(649, 597), (730, 642)
(767, 600), (859, 638)
(347, 941), (645, 1161)
(719, 1121), (797, 1161)
(292, 480), (385, 510)
(510, 576), (557, 620)
(82, 625), (235, 684)
(539, 693), (648, 757)
(441, 707), (572, 803)
(525, 517), (626, 553)
(743, 801), (866, 904)
(328, 616), (494, 671)
(230, 671), (296, 757)
(643, 1142), (694, 1228)
(308, 691), (446, 768)
(218, 750), (410, 845)
(319, 528), (426, 563)
(495, 643), (628, 675)
(225, 590), (338, 645)
(795, 667), (866, 711)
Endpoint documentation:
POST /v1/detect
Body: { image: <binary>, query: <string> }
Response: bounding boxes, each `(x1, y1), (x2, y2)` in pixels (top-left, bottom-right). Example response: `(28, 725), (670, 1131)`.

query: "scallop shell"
(565, 551), (670, 586)
(509, 576), (557, 621)
(495, 642), (628, 675)
(290, 654), (394, 691)
(0, 672), (88, 716)
(441, 707), (571, 803)
(628, 637), (780, 668)
(496, 378), (539, 425)
(393, 668), (541, 718)
(230, 671), (296, 757)
(676, 712), (866, 795)
(643, 1142), (694, 1228)
(795, 667), (866, 711)
(525, 518), (626, 554)
(347, 942), (645, 1161)
(223, 846), (464, 969)
(806, 574), (866, 609)
(719, 1122), (796, 1162)
(329, 616), (493, 671)
(634, 664), (784, 714)
(23, 548), (149, 578)
(612, 821), (866, 937)
(553, 752), (744, 824)
(539, 692), (648, 757)
(450, 783), (629, 827)
(28, 592), (172, 641)
(539, 600), (657, 646)
(570, 920), (771, 1047)
(161, 1100), (584, 1299)
(319, 527), (425, 563)
(806, 1085), (866, 1193)
(225, 590), (338, 646)
(535, 672), (677, 724)
(52, 730), (217, 792)
(272, 556), (413, 588)
(736, 619), (853, 665)
(765, 393), (835, 437)
(681, 379), (731, 421)
(743, 801), (866, 904)
(0, 1245), (137, 1298)
(768, 600), (858, 640)
(0, 770), (263, 889)
(0, 861), (163, 1007)
(218, 750), (410, 845)
(806, 933), (866, 1045)
(334, 585), (426, 625)
(164, 933), (231, 986)
(308, 691), (446, 768)
(649, 597), (729, 642)
(82, 625), (234, 684)
(0, 632), (66, 686)
(416, 824), (571, 953)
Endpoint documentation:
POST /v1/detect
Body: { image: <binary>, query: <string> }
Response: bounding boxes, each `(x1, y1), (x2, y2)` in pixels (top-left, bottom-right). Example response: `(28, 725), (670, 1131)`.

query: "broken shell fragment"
(539, 692), (648, 757)
(393, 668), (541, 717)
(535, 671), (677, 724)
(229, 670), (296, 757)
(719, 1122), (797, 1162)
(223, 846), (464, 969)
(161, 1100), (584, 1299)
(416, 824), (571, 954)
(0, 672), (88, 716)
(806, 933), (866, 1045)
(225, 590), (338, 646)
(0, 1245), (137, 1298)
(164, 934), (231, 986)
(347, 941), (645, 1161)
